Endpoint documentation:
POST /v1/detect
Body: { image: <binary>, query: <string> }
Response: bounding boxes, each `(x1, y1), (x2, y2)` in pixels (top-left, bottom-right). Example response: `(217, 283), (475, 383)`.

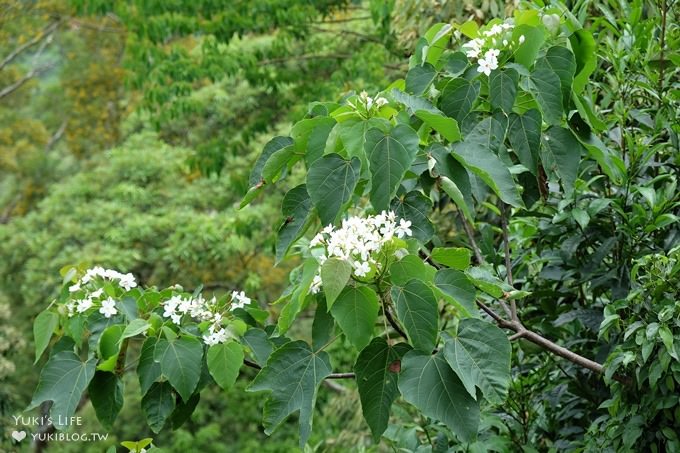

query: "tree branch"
(0, 63), (53, 100)
(500, 203), (518, 321)
(0, 21), (59, 71)
(259, 53), (352, 65)
(460, 212), (484, 264)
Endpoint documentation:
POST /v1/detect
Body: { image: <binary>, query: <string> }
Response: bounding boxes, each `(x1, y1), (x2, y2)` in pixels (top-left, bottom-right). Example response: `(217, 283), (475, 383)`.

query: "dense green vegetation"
(1, 0), (678, 452)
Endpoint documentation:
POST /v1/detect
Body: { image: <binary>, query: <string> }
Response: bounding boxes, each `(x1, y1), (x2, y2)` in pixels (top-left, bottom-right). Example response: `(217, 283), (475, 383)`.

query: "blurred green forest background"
(0, 0), (677, 452)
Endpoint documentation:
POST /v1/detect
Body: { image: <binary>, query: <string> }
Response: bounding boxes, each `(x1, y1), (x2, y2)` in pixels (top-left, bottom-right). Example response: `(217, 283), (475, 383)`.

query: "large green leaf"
(354, 338), (412, 441)
(34, 309), (59, 363)
(529, 67), (563, 125)
(276, 184), (313, 262)
(28, 351), (97, 429)
(278, 259), (318, 333)
(137, 337), (162, 396)
(242, 328), (274, 366)
(443, 319), (511, 404)
(365, 125), (420, 211)
(415, 110), (461, 143)
(337, 117), (391, 169)
(248, 341), (332, 447)
(434, 269), (477, 317)
(508, 110), (541, 175)
(141, 382), (175, 433)
(489, 68), (519, 113)
(320, 258), (353, 309)
(398, 350), (480, 442)
(569, 29), (596, 94)
(312, 297), (334, 351)
(440, 78), (480, 123)
(154, 335), (203, 402)
(406, 63), (437, 95)
(390, 191), (434, 243)
(452, 118), (524, 207)
(541, 126), (584, 196)
(536, 46), (576, 106)
(249, 136), (294, 186)
(330, 286), (379, 351)
(431, 247), (471, 270)
(305, 117), (336, 165)
(89, 371), (124, 429)
(390, 255), (436, 286)
(512, 25), (545, 69)
(306, 154), (361, 226)
(207, 341), (244, 390)
(391, 279), (438, 352)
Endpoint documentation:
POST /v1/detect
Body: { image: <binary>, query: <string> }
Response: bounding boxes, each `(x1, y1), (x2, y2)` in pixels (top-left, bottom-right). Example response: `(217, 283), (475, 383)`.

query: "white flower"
(91, 288), (104, 299)
(76, 298), (93, 313)
(69, 283), (81, 293)
(353, 260), (371, 277)
(310, 275), (322, 294)
(202, 325), (229, 346)
(99, 298), (118, 318)
(375, 97), (389, 108)
(230, 290), (251, 310)
(119, 273), (137, 291)
(395, 219), (413, 238)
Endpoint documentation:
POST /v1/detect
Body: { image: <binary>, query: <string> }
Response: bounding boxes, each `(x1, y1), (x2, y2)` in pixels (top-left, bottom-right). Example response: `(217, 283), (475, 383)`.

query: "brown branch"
(0, 63), (53, 99)
(259, 53), (352, 65)
(0, 21), (58, 71)
(460, 212), (484, 264)
(46, 119), (67, 151)
(384, 305), (408, 339)
(500, 203), (518, 321)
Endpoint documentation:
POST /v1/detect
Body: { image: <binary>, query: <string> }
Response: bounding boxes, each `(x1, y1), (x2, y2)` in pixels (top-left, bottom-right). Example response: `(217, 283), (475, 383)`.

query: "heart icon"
(11, 430), (27, 442)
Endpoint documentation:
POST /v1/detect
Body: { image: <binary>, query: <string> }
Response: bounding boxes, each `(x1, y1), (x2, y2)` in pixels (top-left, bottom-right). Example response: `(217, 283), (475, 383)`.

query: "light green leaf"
(121, 319), (151, 340)
(434, 269), (477, 317)
(391, 279), (438, 352)
(34, 309), (59, 363)
(320, 258), (353, 309)
(489, 68), (519, 113)
(390, 255), (436, 286)
(391, 88), (439, 115)
(423, 23), (453, 65)
(154, 335), (203, 402)
(398, 350), (480, 442)
(452, 118), (524, 208)
(279, 259), (318, 333)
(306, 154), (361, 225)
(512, 25), (545, 69)
(365, 125), (420, 212)
(248, 341), (332, 447)
(28, 351), (97, 430)
(354, 338), (411, 441)
(415, 110), (461, 143)
(207, 341), (244, 390)
(569, 29), (596, 94)
(529, 68), (563, 125)
(97, 324), (125, 372)
(440, 78), (480, 123)
(88, 371), (124, 429)
(536, 46), (576, 106)
(440, 176), (473, 222)
(249, 136), (294, 186)
(443, 319), (511, 404)
(276, 184), (313, 262)
(330, 286), (379, 351)
(390, 191), (434, 243)
(431, 247), (471, 270)
(541, 126), (584, 196)
(406, 63), (437, 95)
(338, 117), (391, 168)
(508, 110), (541, 176)
(141, 382), (175, 433)
(261, 145), (296, 183)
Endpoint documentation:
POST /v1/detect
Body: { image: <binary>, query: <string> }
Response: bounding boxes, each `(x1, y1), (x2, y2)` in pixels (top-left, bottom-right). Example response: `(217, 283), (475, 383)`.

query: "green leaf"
(141, 382), (175, 433)
(391, 88), (439, 115)
(89, 371), (124, 429)
(452, 118), (524, 208)
(390, 255), (436, 287)
(415, 110), (461, 143)
(248, 341), (332, 447)
(207, 341), (244, 390)
(261, 145), (296, 183)
(390, 191), (434, 243)
(279, 259), (318, 333)
(440, 78), (480, 123)
(512, 25), (545, 69)
(536, 46), (576, 106)
(137, 337), (162, 396)
(391, 279), (438, 352)
(431, 247), (471, 270)
(529, 68), (563, 125)
(365, 124), (420, 212)
(406, 63), (437, 95)
(337, 117), (390, 169)
(354, 338), (412, 441)
(121, 319), (150, 340)
(170, 392), (201, 430)
(34, 309), (59, 363)
(569, 29), (596, 94)
(541, 126), (584, 196)
(28, 351), (97, 430)
(249, 136), (294, 186)
(276, 184), (313, 262)
(443, 319), (511, 404)
(306, 154), (361, 226)
(434, 269), (477, 317)
(440, 176), (473, 222)
(320, 258), (353, 309)
(423, 23), (453, 65)
(305, 117), (336, 165)
(97, 324), (125, 372)
(508, 110), (541, 175)
(489, 68), (519, 113)
(330, 286), (379, 351)
(154, 335), (203, 402)
(242, 328), (274, 366)
(398, 350), (480, 442)
(312, 297), (334, 351)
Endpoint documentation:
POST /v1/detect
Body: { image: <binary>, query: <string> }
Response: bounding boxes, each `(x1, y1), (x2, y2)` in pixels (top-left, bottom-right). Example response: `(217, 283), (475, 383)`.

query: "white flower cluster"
(66, 266), (138, 318)
(462, 22), (525, 76)
(160, 290), (252, 346)
(309, 211), (412, 293)
(347, 91), (389, 118)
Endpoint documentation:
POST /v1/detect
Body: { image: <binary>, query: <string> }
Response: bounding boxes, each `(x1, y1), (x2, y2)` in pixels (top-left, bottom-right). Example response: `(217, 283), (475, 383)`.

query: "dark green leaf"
(330, 286), (379, 351)
(320, 258), (353, 309)
(249, 136), (294, 186)
(137, 337), (162, 396)
(390, 191), (434, 243)
(306, 154), (361, 225)
(529, 68), (563, 125)
(141, 382), (175, 433)
(276, 185), (313, 262)
(569, 29), (596, 94)
(154, 336), (203, 401)
(536, 46), (576, 106)
(541, 126), (584, 196)
(508, 110), (541, 175)
(406, 63), (437, 95)
(391, 279), (438, 352)
(312, 297), (334, 351)
(89, 371), (124, 429)
(34, 309), (59, 363)
(440, 78), (480, 123)
(489, 68), (519, 113)
(207, 341), (244, 390)
(434, 269), (477, 317)
(390, 255), (436, 286)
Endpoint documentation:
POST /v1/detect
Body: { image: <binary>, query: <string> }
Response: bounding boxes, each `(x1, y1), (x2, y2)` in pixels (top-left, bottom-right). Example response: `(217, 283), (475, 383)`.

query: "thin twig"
(460, 212), (484, 264)
(501, 203), (518, 321)
(0, 21), (58, 71)
(384, 305), (408, 339)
